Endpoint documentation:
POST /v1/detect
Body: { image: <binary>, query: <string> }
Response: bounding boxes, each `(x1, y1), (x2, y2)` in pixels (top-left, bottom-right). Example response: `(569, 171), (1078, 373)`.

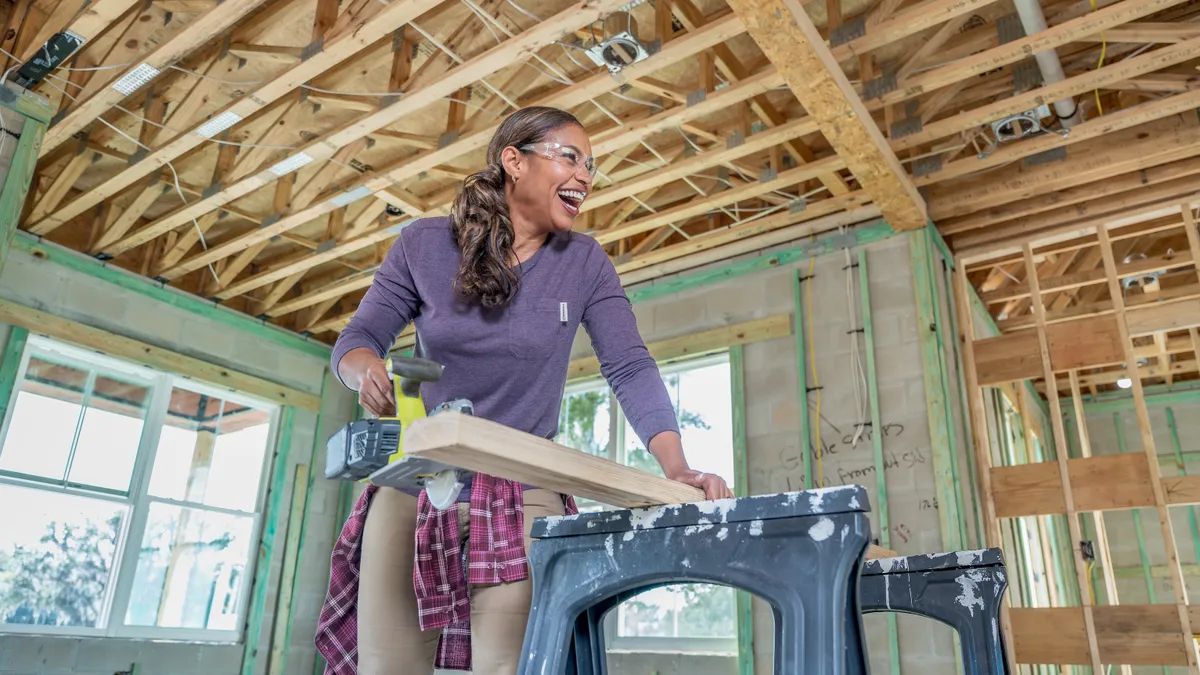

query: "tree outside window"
(556, 353), (737, 653)
(0, 336), (278, 642)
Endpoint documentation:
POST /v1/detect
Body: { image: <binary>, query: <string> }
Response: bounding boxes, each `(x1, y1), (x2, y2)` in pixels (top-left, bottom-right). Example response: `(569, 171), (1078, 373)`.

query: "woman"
(314, 106), (732, 675)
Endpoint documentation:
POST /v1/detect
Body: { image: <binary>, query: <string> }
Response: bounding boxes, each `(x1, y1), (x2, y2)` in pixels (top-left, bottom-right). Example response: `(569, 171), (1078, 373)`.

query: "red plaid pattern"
(314, 477), (578, 673)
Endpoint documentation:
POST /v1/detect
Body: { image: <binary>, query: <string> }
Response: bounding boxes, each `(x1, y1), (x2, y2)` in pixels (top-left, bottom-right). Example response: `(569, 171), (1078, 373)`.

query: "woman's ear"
(500, 146), (524, 184)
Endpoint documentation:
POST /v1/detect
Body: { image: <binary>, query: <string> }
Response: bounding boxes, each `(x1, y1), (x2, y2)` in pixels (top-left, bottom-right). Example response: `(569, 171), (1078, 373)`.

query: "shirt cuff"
(330, 336), (382, 389)
(628, 407), (680, 449)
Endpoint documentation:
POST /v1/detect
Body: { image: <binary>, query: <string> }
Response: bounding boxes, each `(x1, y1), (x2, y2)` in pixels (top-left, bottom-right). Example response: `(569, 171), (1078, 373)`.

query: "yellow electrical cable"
(1089, 0), (1106, 116)
(1084, 559), (1096, 604)
(805, 251), (822, 487)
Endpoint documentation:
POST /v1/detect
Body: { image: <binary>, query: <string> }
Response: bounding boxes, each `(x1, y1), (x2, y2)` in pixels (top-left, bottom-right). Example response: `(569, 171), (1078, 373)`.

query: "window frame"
(0, 335), (280, 643)
(561, 351), (739, 655)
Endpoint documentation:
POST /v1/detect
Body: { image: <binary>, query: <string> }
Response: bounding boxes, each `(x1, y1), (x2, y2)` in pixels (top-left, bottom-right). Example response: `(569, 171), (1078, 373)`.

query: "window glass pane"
(0, 357), (87, 480)
(665, 361), (736, 488)
(148, 389), (271, 512)
(124, 503), (254, 630)
(0, 484), (125, 627)
(557, 387), (610, 457)
(618, 584), (736, 639)
(68, 374), (150, 492)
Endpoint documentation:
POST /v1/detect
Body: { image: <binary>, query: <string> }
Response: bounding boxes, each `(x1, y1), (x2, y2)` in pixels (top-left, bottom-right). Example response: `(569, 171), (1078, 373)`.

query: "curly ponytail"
(450, 106), (583, 308)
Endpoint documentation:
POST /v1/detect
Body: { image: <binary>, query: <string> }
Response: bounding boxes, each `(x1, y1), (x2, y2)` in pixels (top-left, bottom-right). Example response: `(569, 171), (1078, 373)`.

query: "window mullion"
(59, 368), (96, 485)
(106, 372), (173, 636)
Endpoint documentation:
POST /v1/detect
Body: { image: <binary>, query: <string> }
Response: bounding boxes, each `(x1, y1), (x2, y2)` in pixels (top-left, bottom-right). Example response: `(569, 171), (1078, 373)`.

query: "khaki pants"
(357, 487), (566, 674)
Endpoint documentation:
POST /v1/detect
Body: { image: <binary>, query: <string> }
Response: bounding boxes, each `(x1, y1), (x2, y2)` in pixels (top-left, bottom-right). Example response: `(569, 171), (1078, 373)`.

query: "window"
(0, 336), (279, 642)
(556, 353), (738, 653)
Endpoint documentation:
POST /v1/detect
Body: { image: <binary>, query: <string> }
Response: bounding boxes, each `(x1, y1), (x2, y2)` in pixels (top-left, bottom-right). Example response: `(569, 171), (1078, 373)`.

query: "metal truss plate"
(913, 155), (943, 177)
(1024, 147), (1067, 167)
(726, 130), (744, 149)
(996, 14), (1025, 45)
(862, 73), (897, 100)
(759, 168), (777, 183)
(1012, 59), (1041, 92)
(830, 16), (866, 47)
(438, 130), (459, 148)
(686, 88), (706, 106)
(301, 37), (323, 61)
(890, 117), (923, 139)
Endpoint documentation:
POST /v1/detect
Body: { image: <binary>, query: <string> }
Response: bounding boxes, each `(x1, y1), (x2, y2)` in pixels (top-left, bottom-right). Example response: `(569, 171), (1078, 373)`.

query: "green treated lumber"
(242, 405), (297, 675)
(793, 269), (813, 490)
(729, 345), (754, 675)
(942, 259), (984, 548)
(274, 376), (329, 675)
(626, 220), (894, 305)
(1166, 407), (1200, 569)
(1071, 383), (1200, 414)
(858, 249), (902, 675)
(928, 222), (956, 271)
(0, 325), (27, 421)
(908, 230), (964, 551)
(924, 228), (968, 548)
(10, 234), (332, 360)
(1113, 562), (1200, 578)
(2, 84), (54, 125)
(0, 119), (45, 278)
(267, 463), (311, 675)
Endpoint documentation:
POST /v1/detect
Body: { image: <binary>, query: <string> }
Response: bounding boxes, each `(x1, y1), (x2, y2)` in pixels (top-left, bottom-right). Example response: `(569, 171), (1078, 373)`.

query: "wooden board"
(973, 314), (1124, 383)
(990, 454), (1200, 517)
(1010, 605), (1197, 666)
(0, 299), (320, 411)
(401, 410), (896, 562)
(1125, 297), (1200, 336)
(972, 330), (1041, 385)
(724, 0), (927, 231)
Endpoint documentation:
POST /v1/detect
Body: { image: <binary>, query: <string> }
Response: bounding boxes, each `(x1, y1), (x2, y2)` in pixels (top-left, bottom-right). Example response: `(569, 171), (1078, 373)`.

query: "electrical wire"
(805, 245), (822, 486)
(1088, 0), (1107, 115)
(842, 225), (869, 448)
(32, 67), (222, 283)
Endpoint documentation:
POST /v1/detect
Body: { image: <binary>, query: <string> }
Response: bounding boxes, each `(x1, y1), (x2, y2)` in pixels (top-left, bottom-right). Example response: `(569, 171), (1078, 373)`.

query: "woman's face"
(506, 123), (594, 234)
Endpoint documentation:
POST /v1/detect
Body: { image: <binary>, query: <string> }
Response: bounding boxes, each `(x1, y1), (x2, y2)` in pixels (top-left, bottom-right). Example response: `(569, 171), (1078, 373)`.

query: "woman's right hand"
(340, 348), (396, 417)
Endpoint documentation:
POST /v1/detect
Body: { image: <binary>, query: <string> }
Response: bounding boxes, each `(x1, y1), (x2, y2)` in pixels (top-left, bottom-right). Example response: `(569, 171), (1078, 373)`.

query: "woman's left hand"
(668, 469), (734, 501)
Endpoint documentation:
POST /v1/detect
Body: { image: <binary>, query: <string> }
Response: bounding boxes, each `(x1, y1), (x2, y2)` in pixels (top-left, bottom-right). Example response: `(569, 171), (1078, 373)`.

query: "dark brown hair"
(450, 106), (583, 308)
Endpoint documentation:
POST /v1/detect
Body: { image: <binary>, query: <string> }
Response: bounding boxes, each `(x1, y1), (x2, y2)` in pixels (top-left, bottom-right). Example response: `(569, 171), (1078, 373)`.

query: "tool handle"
(387, 355), (443, 401)
(389, 356), (444, 382)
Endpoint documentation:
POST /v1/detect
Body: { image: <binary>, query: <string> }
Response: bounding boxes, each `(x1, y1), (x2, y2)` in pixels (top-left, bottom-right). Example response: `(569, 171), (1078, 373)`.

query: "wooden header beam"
(725, 0), (927, 231)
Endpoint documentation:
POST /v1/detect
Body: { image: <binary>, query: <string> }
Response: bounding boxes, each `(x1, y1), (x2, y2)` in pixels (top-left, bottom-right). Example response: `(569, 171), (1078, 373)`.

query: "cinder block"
(0, 638), (78, 670)
(231, 333), (282, 376)
(74, 639), (142, 671)
(135, 643), (203, 673)
(123, 299), (186, 346)
(179, 316), (237, 360)
(876, 344), (924, 384)
(0, 254), (67, 310)
(650, 295), (708, 337)
(197, 645), (243, 672)
(64, 279), (129, 326)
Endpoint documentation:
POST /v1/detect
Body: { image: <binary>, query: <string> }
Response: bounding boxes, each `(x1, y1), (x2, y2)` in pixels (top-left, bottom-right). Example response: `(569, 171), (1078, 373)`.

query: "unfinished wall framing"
(956, 203), (1200, 672)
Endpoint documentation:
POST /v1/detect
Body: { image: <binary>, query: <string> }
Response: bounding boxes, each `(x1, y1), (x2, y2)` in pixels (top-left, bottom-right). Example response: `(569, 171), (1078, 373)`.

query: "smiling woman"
(315, 106), (734, 675)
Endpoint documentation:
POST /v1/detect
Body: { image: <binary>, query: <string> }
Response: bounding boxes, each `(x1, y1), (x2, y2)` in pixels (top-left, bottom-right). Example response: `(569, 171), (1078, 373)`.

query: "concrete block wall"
(567, 231), (970, 675)
(0, 246), (357, 675)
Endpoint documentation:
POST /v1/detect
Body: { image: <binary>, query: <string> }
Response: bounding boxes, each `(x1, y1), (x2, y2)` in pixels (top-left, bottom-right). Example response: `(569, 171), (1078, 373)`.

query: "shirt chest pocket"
(507, 298), (573, 360)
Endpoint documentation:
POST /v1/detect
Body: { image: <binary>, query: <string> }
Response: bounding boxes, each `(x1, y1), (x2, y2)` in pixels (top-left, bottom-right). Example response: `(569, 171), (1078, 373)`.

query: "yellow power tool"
(324, 355), (474, 509)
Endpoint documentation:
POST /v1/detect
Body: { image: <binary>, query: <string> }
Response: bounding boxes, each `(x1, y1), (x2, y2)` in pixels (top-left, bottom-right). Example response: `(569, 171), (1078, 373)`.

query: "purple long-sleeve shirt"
(331, 216), (679, 448)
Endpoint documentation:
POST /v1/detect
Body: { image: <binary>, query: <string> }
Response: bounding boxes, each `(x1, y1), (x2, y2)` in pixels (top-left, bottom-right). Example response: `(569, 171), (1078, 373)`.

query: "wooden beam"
(153, 12), (749, 277)
(0, 298), (319, 411)
(1011, 605), (1200, 666)
(1021, 242), (1104, 671)
(726, 0), (926, 230)
(1096, 225), (1199, 670)
(38, 0), (276, 156)
(27, 0), (445, 235)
